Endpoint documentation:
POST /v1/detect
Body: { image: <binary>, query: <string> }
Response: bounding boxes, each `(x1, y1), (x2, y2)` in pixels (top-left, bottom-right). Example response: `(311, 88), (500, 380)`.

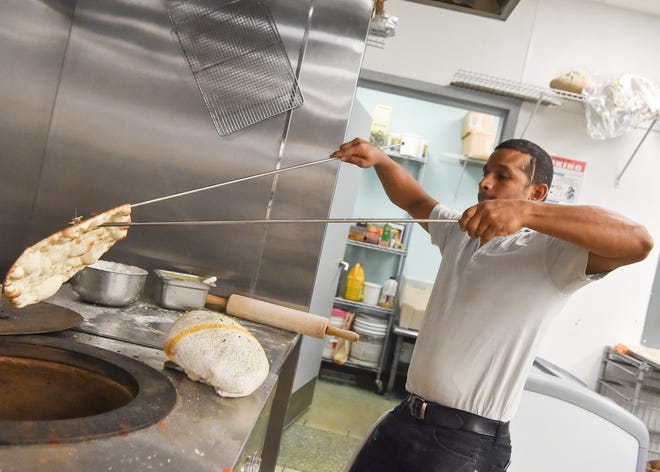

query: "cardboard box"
(461, 131), (496, 160)
(398, 275), (433, 330)
(461, 112), (494, 138)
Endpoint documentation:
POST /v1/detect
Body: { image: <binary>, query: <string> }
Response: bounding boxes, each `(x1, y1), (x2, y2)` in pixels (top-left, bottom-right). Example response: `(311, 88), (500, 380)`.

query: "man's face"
(478, 148), (541, 202)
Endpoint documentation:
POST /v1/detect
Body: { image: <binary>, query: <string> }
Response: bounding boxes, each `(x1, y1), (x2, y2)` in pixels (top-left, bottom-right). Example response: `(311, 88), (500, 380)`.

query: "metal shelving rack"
(597, 346), (660, 459)
(333, 296), (393, 316)
(346, 239), (406, 256)
(450, 69), (657, 186)
(450, 69), (583, 106)
(323, 151), (426, 392)
(450, 69), (582, 140)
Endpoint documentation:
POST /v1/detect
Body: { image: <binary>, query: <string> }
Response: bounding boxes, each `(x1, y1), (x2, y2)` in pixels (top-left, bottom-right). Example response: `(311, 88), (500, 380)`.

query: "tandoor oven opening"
(0, 355), (136, 421)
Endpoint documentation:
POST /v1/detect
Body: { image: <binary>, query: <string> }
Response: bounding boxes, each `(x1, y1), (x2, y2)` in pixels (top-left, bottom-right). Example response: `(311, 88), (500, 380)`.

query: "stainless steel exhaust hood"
(404, 0), (521, 20)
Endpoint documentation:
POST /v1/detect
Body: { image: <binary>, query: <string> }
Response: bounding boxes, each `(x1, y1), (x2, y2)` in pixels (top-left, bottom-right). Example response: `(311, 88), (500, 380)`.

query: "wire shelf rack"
(366, 33), (386, 49)
(450, 70), (584, 106)
(449, 71), (653, 186)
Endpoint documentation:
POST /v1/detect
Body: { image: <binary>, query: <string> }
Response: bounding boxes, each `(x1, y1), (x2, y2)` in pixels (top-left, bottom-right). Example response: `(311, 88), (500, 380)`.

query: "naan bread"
(164, 310), (270, 398)
(550, 70), (591, 94)
(3, 203), (131, 308)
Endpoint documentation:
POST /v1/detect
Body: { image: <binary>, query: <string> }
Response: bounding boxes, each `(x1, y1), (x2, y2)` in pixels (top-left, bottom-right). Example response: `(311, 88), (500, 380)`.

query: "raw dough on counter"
(3, 203), (131, 308)
(164, 309), (269, 398)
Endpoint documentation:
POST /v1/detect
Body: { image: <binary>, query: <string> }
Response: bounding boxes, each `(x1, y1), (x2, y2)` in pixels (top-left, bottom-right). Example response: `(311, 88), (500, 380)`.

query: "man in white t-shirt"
(331, 137), (653, 472)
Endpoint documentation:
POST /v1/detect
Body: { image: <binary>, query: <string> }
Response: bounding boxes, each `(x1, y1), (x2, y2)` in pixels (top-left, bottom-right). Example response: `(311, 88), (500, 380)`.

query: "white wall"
(363, 0), (660, 387)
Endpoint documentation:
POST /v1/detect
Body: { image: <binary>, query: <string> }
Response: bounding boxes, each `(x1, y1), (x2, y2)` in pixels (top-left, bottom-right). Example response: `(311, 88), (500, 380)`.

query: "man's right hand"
(330, 137), (389, 168)
(330, 137), (439, 228)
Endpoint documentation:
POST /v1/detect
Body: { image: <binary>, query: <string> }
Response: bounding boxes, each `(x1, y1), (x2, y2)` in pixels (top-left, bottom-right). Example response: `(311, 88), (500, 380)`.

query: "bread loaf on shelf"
(550, 70), (590, 94)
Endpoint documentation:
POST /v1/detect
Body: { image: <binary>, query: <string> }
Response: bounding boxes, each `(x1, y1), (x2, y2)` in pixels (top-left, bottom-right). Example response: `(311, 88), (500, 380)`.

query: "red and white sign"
(547, 156), (586, 204)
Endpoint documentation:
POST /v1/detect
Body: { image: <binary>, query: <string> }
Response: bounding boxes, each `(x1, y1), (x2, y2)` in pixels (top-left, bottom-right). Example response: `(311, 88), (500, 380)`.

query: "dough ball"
(164, 310), (269, 398)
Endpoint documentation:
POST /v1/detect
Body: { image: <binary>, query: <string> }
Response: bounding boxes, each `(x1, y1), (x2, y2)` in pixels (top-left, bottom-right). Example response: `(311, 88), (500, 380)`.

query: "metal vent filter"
(168, 0), (304, 136)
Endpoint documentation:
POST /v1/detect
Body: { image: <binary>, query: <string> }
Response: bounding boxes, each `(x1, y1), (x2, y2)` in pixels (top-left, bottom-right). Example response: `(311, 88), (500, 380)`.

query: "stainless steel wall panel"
(27, 0), (291, 299)
(0, 0), (75, 272)
(2, 0), (372, 347)
(268, 0), (309, 73)
(255, 0), (373, 307)
(0, 0), (372, 419)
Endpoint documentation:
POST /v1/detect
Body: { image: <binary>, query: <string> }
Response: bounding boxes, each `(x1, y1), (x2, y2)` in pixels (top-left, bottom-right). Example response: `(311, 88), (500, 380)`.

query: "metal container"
(153, 269), (215, 310)
(71, 260), (148, 307)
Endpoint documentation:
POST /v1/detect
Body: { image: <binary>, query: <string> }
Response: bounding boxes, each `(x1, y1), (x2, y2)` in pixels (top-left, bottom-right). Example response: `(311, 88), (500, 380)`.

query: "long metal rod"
(131, 157), (335, 208)
(102, 218), (457, 227)
(519, 94), (544, 139)
(615, 118), (657, 187)
(130, 143), (404, 209)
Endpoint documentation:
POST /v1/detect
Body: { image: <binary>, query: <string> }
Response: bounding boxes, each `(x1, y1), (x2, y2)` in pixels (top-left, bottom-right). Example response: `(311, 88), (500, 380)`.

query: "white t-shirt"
(406, 204), (603, 422)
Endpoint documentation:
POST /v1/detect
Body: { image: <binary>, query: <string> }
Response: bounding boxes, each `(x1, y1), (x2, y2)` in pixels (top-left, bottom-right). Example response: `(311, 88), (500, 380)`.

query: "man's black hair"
(495, 139), (554, 190)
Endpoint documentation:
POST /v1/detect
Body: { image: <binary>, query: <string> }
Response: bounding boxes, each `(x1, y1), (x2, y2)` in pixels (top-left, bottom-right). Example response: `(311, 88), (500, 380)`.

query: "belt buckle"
(408, 396), (427, 420)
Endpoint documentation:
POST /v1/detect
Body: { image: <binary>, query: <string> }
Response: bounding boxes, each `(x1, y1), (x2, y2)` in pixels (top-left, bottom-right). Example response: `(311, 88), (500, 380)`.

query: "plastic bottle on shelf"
(323, 308), (350, 359)
(378, 276), (398, 309)
(343, 263), (365, 301)
(380, 223), (392, 247)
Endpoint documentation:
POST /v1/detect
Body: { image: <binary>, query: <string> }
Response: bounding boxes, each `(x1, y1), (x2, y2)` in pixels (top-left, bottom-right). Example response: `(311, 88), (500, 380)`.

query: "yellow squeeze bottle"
(343, 263), (365, 301)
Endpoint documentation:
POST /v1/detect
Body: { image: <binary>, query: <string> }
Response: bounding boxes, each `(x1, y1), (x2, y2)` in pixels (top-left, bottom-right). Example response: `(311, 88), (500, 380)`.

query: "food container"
(347, 225), (367, 242)
(153, 269), (216, 310)
(362, 282), (382, 306)
(348, 314), (387, 367)
(71, 260), (148, 307)
(398, 275), (433, 330)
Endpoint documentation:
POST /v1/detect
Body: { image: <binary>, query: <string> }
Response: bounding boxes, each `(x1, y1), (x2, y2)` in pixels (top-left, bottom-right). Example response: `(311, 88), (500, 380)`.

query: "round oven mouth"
(0, 335), (177, 445)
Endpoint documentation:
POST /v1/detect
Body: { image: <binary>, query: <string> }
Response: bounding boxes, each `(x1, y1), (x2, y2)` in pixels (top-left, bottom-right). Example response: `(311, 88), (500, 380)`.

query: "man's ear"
(530, 183), (549, 201)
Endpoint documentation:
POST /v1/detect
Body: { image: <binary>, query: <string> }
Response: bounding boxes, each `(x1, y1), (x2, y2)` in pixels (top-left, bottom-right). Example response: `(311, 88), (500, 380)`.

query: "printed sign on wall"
(547, 156), (586, 204)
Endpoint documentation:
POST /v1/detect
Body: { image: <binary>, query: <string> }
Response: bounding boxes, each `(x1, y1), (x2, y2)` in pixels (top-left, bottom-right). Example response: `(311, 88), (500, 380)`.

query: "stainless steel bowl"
(71, 260), (148, 307)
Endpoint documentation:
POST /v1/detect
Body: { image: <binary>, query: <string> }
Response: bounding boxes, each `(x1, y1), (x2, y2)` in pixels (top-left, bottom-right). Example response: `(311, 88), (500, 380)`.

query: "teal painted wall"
(347, 88), (501, 284)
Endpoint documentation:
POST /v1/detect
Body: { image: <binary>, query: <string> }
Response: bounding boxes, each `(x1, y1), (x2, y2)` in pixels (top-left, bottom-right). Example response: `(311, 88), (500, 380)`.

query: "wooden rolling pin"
(205, 293), (359, 342)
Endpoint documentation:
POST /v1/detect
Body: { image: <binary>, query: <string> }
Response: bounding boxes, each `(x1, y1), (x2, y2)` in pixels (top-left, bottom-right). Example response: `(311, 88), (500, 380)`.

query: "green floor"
(276, 376), (402, 472)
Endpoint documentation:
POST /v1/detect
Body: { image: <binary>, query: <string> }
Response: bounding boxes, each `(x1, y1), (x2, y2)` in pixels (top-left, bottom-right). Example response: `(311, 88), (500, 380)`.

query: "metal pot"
(153, 269), (215, 310)
(71, 260), (148, 307)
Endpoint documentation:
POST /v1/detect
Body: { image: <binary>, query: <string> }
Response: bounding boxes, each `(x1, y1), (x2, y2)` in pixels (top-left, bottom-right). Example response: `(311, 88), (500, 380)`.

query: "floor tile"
(302, 379), (399, 438)
(277, 423), (361, 472)
(293, 409), (310, 426)
(277, 377), (402, 471)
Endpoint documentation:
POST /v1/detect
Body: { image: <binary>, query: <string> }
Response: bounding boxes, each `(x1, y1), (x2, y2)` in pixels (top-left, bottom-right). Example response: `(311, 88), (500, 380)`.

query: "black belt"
(404, 395), (509, 438)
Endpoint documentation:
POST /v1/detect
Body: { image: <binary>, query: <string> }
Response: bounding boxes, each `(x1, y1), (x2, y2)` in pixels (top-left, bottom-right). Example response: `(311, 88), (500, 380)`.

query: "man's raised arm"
(331, 138), (439, 230)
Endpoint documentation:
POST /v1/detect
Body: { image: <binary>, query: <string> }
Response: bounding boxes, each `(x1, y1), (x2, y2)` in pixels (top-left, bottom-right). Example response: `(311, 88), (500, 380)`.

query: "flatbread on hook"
(3, 204), (131, 308)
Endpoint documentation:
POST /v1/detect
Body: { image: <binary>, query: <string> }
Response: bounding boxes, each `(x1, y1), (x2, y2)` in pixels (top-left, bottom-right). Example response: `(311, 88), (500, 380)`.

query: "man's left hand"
(459, 200), (531, 244)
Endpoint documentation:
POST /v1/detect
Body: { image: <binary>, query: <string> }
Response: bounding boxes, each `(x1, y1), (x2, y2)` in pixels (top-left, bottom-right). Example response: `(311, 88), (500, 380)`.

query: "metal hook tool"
(102, 218), (457, 227)
(129, 143), (404, 209)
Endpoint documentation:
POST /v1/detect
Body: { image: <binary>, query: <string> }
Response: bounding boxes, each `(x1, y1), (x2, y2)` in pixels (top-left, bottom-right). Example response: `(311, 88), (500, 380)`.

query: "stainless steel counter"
(0, 285), (300, 471)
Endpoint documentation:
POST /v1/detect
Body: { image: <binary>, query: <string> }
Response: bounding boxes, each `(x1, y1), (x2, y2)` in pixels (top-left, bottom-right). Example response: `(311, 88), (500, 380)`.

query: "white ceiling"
(582, 0), (660, 16)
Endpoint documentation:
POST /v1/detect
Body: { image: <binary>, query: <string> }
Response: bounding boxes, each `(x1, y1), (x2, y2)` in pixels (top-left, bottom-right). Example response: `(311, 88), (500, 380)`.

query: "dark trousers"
(349, 402), (511, 472)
